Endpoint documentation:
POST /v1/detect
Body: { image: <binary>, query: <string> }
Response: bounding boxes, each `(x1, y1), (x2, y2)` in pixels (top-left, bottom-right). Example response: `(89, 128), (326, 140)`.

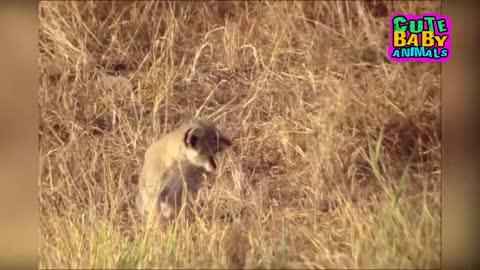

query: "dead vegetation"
(39, 1), (441, 268)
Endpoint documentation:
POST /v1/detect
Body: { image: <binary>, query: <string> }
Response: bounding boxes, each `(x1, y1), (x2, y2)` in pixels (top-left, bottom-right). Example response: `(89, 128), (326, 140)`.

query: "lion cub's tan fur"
(136, 118), (231, 226)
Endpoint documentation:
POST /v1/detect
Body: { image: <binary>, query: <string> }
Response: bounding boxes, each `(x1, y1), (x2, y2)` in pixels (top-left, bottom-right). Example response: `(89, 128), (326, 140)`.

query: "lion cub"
(136, 118), (231, 225)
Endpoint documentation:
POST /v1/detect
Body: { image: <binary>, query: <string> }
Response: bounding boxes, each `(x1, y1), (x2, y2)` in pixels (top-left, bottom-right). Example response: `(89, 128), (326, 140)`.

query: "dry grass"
(39, 1), (441, 269)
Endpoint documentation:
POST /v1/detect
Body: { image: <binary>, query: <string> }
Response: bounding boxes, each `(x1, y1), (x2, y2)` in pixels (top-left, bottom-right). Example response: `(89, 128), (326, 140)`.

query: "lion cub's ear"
(184, 127), (205, 149)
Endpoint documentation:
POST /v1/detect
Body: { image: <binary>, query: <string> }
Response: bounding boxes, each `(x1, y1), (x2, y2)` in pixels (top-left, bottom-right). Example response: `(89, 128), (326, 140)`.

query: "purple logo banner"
(388, 13), (451, 63)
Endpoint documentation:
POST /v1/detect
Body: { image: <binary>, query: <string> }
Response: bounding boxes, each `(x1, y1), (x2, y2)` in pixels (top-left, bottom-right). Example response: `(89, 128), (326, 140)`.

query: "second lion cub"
(136, 118), (231, 225)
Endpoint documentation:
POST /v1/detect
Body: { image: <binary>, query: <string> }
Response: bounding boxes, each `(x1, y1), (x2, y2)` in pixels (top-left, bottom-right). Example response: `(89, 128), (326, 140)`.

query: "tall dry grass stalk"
(39, 1), (441, 268)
